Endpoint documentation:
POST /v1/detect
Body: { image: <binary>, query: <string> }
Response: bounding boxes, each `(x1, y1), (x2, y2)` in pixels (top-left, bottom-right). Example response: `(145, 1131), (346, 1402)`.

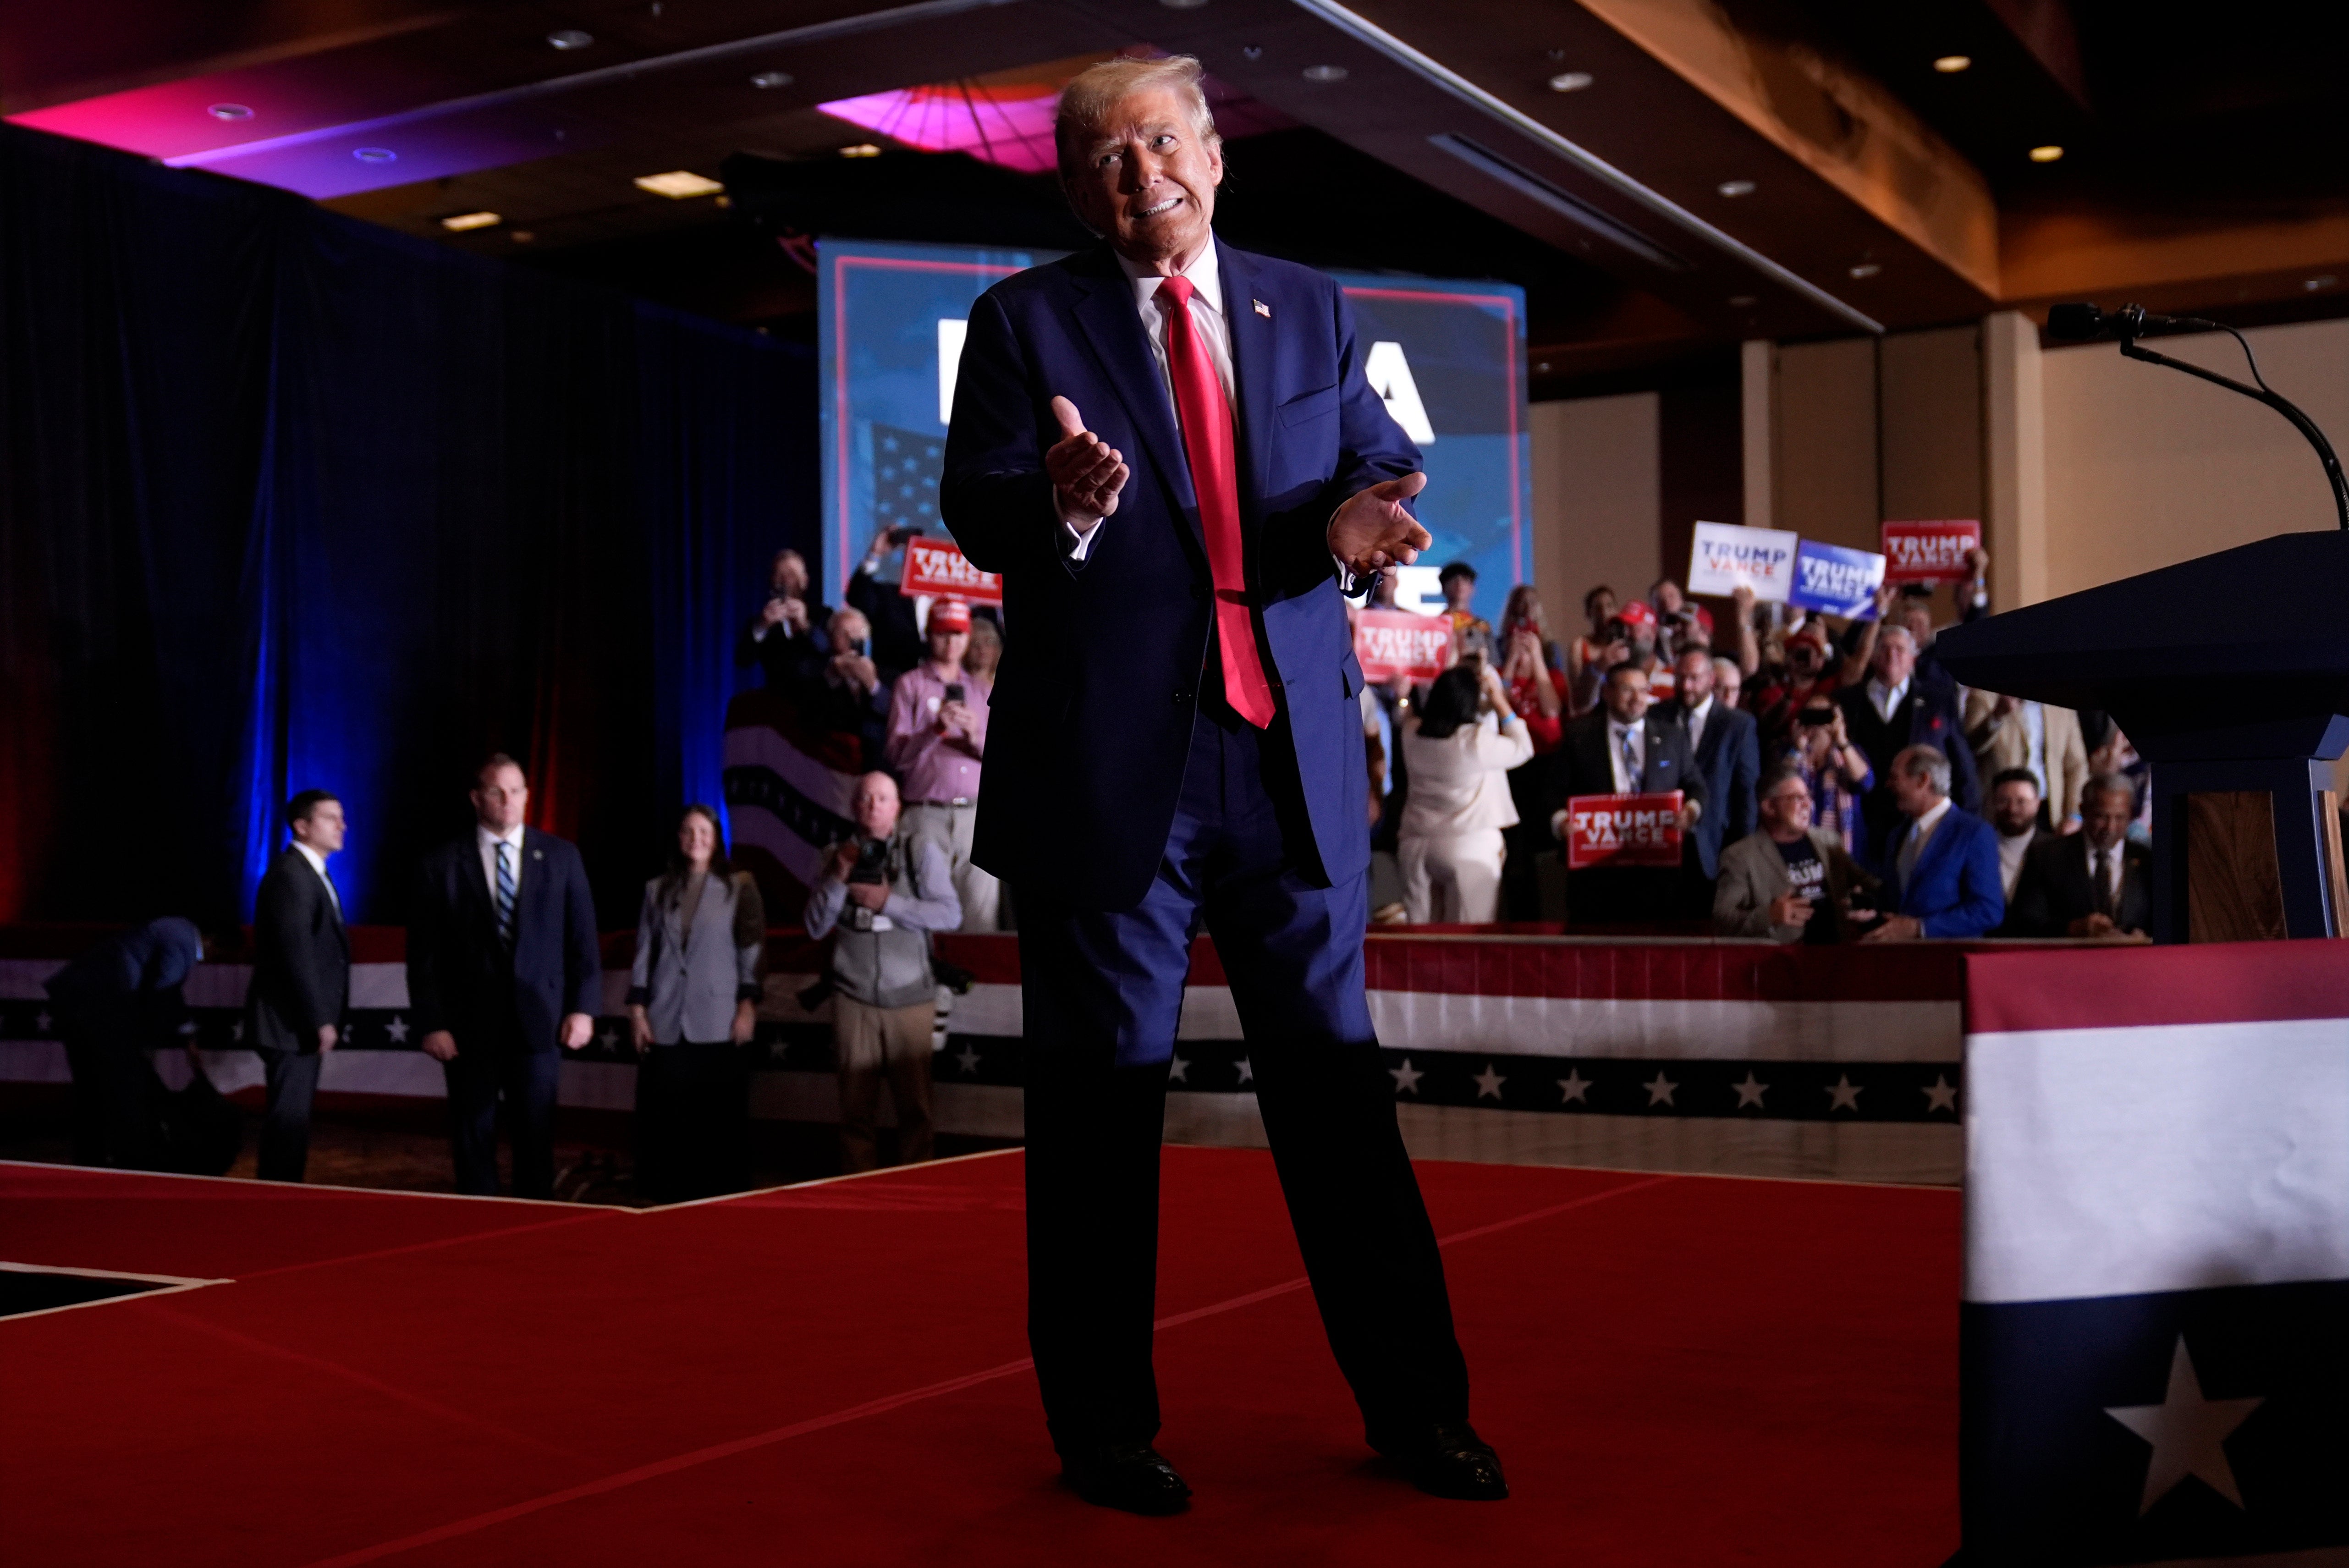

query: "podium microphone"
(2048, 301), (2349, 531)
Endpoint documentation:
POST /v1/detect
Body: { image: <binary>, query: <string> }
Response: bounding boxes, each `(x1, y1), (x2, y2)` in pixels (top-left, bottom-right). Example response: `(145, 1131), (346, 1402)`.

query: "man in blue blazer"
(1862, 745), (2006, 941)
(940, 55), (1499, 1513)
(407, 754), (602, 1198)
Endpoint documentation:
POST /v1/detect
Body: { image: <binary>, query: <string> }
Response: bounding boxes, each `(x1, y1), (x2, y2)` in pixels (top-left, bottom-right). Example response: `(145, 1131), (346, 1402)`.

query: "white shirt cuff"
(1062, 516), (1102, 561)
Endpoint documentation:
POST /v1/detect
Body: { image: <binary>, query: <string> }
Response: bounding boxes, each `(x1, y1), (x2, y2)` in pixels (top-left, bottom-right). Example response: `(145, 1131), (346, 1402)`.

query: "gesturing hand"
(1328, 472), (1433, 580)
(1046, 396), (1128, 528)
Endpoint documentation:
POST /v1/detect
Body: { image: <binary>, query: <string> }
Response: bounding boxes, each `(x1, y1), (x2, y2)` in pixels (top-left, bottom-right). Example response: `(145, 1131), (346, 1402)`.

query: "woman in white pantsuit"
(1397, 661), (1533, 924)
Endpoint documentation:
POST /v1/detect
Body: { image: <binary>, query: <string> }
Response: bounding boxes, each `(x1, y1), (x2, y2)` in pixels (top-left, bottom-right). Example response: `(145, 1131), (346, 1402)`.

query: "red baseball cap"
(1617, 600), (1656, 628)
(929, 599), (972, 633)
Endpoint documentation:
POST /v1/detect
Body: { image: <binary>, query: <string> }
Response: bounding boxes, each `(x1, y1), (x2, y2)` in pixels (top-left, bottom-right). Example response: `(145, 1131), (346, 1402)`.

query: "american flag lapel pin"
(1253, 298), (1271, 318)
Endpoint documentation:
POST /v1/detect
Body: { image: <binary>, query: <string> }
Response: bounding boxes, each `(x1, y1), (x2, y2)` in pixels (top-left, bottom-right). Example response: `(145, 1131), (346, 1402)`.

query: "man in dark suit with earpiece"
(407, 754), (602, 1199)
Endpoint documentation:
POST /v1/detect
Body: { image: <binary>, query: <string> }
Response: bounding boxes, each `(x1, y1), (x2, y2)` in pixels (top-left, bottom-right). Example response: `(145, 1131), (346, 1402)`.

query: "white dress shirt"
(1867, 676), (1910, 725)
(1996, 825), (2036, 899)
(1062, 241), (1359, 591)
(1606, 718), (1646, 793)
(1063, 246), (1233, 562)
(2019, 699), (2048, 798)
(1683, 695), (1714, 757)
(477, 822), (525, 905)
(292, 840), (341, 917)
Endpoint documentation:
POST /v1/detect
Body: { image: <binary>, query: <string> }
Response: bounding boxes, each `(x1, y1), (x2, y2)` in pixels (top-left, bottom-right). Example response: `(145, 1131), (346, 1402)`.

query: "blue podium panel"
(819, 239), (1529, 614)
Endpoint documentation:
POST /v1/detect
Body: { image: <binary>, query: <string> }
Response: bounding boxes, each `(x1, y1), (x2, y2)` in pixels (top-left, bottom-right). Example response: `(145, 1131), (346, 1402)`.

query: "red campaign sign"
(1564, 792), (1685, 869)
(1353, 609), (1452, 682)
(1880, 520), (1982, 585)
(897, 537), (1002, 605)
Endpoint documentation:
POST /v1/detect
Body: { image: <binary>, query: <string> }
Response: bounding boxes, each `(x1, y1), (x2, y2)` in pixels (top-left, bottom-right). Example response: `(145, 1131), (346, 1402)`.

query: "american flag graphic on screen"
(870, 424), (942, 535)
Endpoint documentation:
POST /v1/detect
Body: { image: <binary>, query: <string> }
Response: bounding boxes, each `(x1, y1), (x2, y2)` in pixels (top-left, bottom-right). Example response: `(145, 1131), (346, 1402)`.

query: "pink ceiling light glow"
(816, 81), (1061, 173)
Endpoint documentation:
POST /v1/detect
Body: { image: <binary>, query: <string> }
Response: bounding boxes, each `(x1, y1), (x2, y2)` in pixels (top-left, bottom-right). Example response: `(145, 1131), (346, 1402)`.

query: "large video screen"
(817, 237), (1529, 616)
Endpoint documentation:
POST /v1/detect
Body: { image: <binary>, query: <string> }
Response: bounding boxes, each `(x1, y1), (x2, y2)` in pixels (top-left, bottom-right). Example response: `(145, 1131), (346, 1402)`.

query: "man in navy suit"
(1551, 664), (1707, 923)
(1862, 745), (2005, 941)
(1670, 648), (1759, 913)
(940, 55), (1499, 1513)
(407, 754), (602, 1198)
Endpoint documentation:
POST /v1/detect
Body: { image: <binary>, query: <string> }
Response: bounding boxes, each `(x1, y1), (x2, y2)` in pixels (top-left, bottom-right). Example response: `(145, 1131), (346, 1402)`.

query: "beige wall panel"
(2042, 317), (2349, 597)
(1880, 325), (1984, 522)
(1530, 393), (1661, 627)
(1773, 336), (1879, 550)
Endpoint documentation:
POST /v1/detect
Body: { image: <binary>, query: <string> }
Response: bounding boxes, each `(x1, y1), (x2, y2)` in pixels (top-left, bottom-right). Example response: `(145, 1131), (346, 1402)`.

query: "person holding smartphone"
(884, 597), (998, 930)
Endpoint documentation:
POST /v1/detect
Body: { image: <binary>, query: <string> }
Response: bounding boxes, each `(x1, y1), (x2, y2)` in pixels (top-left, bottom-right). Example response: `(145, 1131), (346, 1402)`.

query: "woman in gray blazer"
(627, 805), (767, 1201)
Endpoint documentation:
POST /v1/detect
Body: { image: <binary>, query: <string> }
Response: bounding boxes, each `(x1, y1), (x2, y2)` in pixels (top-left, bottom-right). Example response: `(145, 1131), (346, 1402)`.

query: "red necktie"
(1157, 275), (1276, 729)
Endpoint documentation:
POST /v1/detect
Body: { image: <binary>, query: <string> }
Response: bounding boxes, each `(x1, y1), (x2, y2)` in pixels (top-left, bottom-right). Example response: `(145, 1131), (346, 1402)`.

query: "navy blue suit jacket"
(1682, 701), (1760, 880)
(1887, 805), (2005, 938)
(940, 238), (1419, 910)
(407, 828), (602, 1055)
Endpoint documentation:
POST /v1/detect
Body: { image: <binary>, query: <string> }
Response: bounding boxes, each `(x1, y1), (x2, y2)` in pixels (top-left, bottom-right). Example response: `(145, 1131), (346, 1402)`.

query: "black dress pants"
(256, 1047), (323, 1183)
(634, 1041), (752, 1203)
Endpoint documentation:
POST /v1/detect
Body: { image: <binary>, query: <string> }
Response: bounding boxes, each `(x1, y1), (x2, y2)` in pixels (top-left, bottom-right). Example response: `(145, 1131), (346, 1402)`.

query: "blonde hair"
(1054, 55), (1220, 181)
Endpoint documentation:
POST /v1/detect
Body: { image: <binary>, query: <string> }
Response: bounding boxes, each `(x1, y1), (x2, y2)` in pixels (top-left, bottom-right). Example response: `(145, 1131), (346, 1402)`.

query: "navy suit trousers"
(1018, 705), (1470, 1458)
(443, 1034), (560, 1199)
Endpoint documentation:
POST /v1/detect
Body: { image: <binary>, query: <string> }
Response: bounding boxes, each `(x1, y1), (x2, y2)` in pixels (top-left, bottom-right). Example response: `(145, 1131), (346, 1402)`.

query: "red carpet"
(0, 1151), (1958, 1565)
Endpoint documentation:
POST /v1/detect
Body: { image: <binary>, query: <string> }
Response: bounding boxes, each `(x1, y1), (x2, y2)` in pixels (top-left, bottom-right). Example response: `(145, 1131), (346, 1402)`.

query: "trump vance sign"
(1564, 792), (1685, 869)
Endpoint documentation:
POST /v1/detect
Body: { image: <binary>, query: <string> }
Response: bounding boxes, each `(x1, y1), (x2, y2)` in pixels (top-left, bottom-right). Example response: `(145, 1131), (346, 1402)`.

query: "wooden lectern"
(1935, 530), (2349, 943)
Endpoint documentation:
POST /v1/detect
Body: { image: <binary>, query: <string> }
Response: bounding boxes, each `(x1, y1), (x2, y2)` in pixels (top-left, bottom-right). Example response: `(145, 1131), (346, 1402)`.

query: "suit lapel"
(457, 836), (498, 945)
(1218, 239), (1276, 528)
(515, 828), (547, 948)
(1067, 247), (1199, 552)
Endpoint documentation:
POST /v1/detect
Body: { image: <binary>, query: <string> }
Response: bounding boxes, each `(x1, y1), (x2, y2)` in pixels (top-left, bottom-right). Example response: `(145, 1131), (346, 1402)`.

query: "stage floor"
(0, 1150), (1958, 1566)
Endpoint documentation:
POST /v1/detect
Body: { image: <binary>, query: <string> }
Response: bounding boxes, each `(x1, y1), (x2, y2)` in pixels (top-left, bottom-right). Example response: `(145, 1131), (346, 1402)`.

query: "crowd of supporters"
(1359, 551), (2154, 943)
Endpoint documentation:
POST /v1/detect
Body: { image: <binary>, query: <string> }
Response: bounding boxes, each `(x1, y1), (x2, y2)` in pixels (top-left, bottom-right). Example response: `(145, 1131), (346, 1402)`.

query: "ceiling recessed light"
(511, 231), (537, 244)
(634, 170), (725, 198)
(547, 28), (593, 50)
(1933, 55), (1972, 73)
(839, 143), (882, 159)
(2029, 144), (2064, 163)
(2306, 275), (2338, 292)
(1241, 45), (1262, 60)
(1548, 71), (1594, 92)
(1848, 263), (1882, 279)
(1302, 64), (1348, 83)
(208, 103), (253, 121)
(441, 211), (502, 232)
(1716, 179), (1756, 198)
(1161, 0), (1210, 8)
(750, 70), (793, 89)
(1727, 295), (1757, 308)
(352, 147), (397, 164)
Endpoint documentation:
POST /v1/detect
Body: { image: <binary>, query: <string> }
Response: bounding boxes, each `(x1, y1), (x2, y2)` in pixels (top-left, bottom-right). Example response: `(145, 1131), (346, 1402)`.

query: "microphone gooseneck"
(2048, 302), (2349, 531)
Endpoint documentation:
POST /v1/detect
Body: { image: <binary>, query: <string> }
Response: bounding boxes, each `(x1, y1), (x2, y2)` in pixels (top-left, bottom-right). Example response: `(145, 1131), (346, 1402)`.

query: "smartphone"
(944, 682), (965, 703)
(886, 525), (924, 546)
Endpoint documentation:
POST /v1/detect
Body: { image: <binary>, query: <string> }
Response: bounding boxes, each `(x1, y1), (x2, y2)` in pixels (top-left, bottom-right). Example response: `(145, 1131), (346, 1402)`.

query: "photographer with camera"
(885, 597), (998, 931)
(803, 771), (963, 1172)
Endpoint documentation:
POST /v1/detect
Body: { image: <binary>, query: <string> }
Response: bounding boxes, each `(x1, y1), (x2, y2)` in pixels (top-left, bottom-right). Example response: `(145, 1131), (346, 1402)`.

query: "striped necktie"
(495, 840), (517, 948)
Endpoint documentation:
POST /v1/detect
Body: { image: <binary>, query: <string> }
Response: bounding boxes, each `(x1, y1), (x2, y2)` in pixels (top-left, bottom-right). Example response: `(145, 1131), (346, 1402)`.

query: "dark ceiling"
(6, 0), (2346, 385)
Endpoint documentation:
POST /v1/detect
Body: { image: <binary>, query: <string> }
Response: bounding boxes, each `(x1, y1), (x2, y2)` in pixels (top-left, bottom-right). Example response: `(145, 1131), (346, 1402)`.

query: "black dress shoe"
(1370, 1420), (1509, 1501)
(1063, 1443), (1192, 1515)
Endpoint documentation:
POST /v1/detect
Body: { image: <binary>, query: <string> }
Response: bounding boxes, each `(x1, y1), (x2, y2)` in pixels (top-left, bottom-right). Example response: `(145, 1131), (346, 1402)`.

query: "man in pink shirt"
(885, 598), (998, 930)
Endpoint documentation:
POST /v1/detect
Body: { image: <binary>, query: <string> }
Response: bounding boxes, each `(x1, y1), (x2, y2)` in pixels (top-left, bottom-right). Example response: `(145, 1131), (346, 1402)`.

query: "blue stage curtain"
(0, 124), (816, 927)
